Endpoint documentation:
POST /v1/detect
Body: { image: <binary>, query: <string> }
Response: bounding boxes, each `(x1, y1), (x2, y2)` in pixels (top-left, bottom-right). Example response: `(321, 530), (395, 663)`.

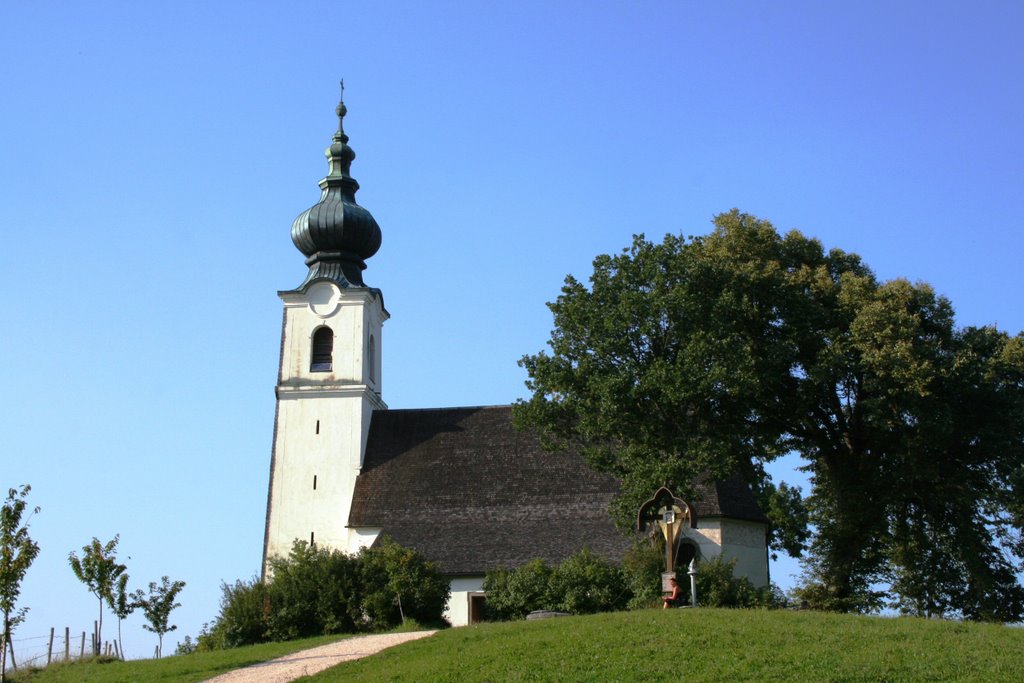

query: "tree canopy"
(1, 486), (40, 682)
(132, 576), (185, 658)
(68, 535), (126, 654)
(515, 210), (1024, 619)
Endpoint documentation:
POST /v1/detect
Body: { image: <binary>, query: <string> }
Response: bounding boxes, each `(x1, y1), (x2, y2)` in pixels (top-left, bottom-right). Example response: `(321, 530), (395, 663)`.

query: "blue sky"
(2, 0), (1022, 661)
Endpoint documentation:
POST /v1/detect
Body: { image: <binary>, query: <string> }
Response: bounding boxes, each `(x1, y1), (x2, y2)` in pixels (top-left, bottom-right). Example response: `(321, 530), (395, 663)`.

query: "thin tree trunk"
(96, 599), (103, 655)
(1, 619), (9, 683)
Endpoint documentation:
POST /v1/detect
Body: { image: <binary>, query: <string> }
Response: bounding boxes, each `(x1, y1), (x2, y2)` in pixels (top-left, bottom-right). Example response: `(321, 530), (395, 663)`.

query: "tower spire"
(288, 84), (382, 289)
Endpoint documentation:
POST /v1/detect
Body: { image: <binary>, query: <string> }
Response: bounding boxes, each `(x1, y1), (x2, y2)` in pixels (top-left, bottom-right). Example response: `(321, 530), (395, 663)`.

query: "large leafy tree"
(1, 486), (40, 683)
(68, 536), (126, 654)
(516, 210), (1024, 618)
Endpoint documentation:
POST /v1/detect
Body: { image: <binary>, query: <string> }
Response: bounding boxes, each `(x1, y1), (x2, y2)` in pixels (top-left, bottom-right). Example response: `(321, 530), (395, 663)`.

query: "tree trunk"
(96, 599), (103, 656)
(1, 616), (9, 683)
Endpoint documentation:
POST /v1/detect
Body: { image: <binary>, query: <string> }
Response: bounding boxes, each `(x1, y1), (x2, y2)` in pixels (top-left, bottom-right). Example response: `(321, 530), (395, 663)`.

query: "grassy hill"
(8, 609), (1024, 682)
(303, 609), (1023, 682)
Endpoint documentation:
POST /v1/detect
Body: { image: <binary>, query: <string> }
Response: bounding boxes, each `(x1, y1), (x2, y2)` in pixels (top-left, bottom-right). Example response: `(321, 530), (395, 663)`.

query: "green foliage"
(266, 541), (362, 640)
(620, 539), (665, 609)
(1, 485), (41, 681)
(201, 539), (448, 650)
(173, 635), (197, 656)
(107, 573), (133, 659)
(516, 210), (1024, 619)
(482, 559), (553, 621)
(695, 555), (784, 609)
(549, 548), (629, 614)
(205, 580), (269, 650)
(131, 576), (185, 658)
(68, 536), (125, 655)
(483, 549), (628, 620)
(358, 537), (450, 630)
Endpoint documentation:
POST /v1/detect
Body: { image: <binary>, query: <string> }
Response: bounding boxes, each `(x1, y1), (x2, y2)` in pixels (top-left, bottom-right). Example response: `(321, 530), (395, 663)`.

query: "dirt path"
(203, 630), (437, 683)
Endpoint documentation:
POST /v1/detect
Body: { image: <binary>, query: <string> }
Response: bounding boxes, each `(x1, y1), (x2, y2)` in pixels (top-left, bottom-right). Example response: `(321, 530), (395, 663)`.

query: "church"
(261, 92), (770, 626)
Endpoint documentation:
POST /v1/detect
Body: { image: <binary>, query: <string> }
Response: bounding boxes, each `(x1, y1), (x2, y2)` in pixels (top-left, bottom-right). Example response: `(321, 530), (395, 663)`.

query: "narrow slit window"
(315, 420), (320, 435)
(313, 475), (317, 490)
(310, 327), (333, 372)
(310, 531), (315, 546)
(368, 334), (376, 383)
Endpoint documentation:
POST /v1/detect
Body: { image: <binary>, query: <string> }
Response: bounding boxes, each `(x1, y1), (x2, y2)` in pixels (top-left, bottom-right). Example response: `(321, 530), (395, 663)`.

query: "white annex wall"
(685, 518), (769, 587)
(446, 576), (486, 627)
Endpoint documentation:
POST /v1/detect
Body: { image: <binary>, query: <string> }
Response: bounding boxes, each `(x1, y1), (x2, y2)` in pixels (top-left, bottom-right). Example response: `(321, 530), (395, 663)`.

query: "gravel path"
(203, 630), (437, 683)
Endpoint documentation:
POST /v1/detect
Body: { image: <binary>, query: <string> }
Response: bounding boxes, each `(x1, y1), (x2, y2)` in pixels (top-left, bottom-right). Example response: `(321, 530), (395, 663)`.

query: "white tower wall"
(263, 282), (387, 573)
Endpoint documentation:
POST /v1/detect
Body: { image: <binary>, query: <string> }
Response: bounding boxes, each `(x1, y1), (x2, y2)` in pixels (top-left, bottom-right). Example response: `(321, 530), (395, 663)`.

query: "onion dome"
(290, 83), (382, 289)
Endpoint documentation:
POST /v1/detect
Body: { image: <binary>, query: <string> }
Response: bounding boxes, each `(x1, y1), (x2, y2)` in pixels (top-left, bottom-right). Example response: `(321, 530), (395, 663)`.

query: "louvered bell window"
(310, 327), (333, 372)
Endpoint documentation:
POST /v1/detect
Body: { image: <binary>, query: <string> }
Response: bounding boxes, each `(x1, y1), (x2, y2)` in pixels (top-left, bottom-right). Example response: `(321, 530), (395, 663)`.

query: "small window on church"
(311, 327), (333, 372)
(368, 334), (376, 383)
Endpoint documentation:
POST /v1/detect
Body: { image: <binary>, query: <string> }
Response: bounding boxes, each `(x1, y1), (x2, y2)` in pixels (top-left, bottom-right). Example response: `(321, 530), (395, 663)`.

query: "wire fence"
(2, 625), (124, 672)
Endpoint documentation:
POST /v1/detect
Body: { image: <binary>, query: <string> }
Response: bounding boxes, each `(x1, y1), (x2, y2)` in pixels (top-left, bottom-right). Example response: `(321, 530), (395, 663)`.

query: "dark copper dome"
(290, 89), (381, 289)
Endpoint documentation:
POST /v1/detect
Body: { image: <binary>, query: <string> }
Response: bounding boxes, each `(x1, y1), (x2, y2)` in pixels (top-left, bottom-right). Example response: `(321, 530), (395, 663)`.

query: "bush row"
(482, 544), (784, 620)
(197, 537), (449, 649)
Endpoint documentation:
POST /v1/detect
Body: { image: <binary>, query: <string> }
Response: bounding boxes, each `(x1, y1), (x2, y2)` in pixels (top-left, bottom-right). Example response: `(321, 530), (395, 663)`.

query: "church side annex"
(262, 90), (770, 626)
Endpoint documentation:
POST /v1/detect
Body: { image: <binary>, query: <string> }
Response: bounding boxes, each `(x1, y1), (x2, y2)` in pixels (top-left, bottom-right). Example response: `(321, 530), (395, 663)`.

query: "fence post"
(6, 638), (16, 671)
(80, 632), (85, 658)
(47, 627), (54, 665)
(64, 627), (69, 661)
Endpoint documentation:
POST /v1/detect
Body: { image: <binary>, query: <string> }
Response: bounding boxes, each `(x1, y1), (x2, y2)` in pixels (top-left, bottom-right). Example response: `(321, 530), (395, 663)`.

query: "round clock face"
(308, 281), (341, 318)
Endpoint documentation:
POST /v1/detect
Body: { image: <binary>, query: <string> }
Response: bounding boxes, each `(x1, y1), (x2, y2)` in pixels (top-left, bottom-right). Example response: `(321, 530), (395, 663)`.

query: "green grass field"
(302, 610), (1024, 682)
(8, 609), (1024, 682)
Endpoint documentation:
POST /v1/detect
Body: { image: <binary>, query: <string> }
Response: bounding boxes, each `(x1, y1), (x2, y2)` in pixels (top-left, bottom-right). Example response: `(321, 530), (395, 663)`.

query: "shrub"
(483, 559), (555, 620)
(197, 538), (447, 649)
(621, 539), (665, 610)
(358, 537), (450, 630)
(484, 549), (631, 620)
(202, 578), (271, 649)
(696, 555), (784, 608)
(549, 548), (629, 614)
(266, 541), (363, 640)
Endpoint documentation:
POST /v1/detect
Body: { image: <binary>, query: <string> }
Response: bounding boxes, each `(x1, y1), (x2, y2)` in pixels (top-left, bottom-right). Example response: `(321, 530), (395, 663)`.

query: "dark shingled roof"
(349, 405), (766, 575)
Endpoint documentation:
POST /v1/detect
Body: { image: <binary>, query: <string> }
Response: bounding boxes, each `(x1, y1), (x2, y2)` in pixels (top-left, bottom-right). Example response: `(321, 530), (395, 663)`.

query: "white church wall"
(346, 527), (381, 555)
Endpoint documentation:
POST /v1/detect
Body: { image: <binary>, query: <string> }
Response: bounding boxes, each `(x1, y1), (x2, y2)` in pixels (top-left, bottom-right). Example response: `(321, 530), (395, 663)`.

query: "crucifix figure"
(636, 487), (694, 582)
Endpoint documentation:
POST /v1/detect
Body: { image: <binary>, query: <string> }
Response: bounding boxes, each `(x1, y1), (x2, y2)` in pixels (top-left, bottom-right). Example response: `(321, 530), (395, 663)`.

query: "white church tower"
(262, 89), (387, 573)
